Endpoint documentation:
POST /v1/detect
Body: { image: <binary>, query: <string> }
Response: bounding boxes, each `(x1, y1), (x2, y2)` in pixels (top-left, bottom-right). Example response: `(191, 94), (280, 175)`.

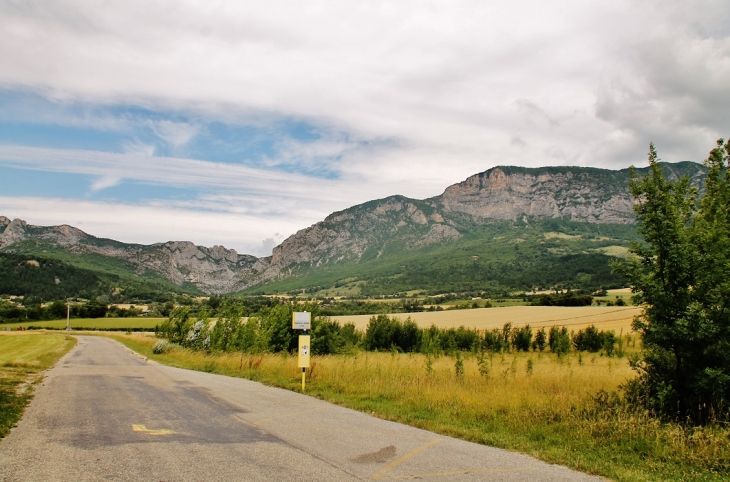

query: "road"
(0, 336), (602, 481)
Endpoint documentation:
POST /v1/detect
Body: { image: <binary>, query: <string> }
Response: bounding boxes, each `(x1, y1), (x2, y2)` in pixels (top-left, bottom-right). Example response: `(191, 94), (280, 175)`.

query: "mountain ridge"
(0, 161), (707, 295)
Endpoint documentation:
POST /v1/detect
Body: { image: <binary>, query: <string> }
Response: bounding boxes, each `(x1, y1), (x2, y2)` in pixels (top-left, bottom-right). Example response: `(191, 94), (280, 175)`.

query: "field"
(1, 317), (165, 331)
(0, 332), (76, 439)
(332, 305), (642, 332)
(594, 287), (634, 305)
(109, 332), (729, 481)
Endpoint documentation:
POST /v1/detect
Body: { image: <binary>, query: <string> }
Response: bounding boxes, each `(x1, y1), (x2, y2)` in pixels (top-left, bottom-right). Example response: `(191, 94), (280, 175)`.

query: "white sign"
(292, 311), (311, 330)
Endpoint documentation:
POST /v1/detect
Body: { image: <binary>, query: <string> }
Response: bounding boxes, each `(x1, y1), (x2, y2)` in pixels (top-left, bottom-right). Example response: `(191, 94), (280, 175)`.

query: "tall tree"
(618, 139), (730, 423)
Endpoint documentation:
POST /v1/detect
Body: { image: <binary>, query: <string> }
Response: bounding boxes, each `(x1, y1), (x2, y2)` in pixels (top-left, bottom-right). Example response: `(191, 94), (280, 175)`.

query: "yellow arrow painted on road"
(132, 424), (176, 435)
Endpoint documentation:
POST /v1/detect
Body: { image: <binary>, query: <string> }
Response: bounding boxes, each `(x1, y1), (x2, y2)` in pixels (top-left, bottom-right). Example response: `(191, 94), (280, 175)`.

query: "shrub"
(511, 324), (533, 352)
(152, 339), (174, 354)
(533, 327), (547, 351)
(549, 326), (571, 355)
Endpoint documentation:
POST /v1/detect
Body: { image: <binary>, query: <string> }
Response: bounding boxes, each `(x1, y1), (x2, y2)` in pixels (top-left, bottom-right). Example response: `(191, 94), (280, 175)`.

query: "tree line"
(154, 300), (620, 358)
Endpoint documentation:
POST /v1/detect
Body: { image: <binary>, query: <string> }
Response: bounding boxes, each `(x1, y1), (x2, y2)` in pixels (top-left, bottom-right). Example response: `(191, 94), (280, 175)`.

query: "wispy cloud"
(0, 144), (346, 201)
(89, 175), (122, 192)
(149, 120), (199, 148)
(0, 0), (727, 255)
(2, 1), (726, 170)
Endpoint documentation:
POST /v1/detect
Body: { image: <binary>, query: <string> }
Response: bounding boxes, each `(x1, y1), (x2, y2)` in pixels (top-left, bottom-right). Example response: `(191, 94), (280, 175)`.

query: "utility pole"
(66, 299), (71, 331)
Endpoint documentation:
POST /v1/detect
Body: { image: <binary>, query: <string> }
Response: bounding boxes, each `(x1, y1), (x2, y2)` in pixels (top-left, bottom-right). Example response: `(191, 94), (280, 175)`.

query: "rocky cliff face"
(437, 163), (706, 223)
(0, 161), (707, 294)
(439, 167), (635, 223)
(0, 218), (262, 294)
(245, 162), (706, 289)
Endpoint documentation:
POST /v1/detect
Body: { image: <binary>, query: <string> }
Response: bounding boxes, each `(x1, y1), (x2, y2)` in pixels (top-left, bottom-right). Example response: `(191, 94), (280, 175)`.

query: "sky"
(0, 1), (728, 256)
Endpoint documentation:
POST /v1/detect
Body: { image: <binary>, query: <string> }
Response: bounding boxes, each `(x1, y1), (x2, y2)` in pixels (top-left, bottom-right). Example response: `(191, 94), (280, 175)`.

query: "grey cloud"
(1, 0), (728, 191)
(594, 2), (730, 163)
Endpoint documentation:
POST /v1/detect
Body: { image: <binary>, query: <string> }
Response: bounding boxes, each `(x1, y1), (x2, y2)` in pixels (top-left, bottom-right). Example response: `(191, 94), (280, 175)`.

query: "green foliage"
(511, 324), (533, 351)
(209, 301), (244, 352)
(152, 339), (174, 354)
(549, 326), (571, 355)
(245, 219), (638, 297)
(0, 300), (25, 322)
(454, 351), (464, 378)
(529, 292), (593, 306)
(160, 300), (361, 356)
(572, 325), (616, 354)
(0, 244), (207, 309)
(1, 241), (202, 300)
(364, 314), (422, 352)
(0, 298), (109, 324)
(533, 327), (547, 351)
(617, 140), (730, 423)
(155, 307), (193, 345)
(476, 349), (490, 378)
(0, 253), (108, 301)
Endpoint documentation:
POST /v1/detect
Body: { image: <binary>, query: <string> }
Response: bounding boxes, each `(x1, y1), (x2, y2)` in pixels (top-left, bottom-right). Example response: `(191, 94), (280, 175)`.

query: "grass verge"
(108, 333), (729, 482)
(0, 332), (76, 439)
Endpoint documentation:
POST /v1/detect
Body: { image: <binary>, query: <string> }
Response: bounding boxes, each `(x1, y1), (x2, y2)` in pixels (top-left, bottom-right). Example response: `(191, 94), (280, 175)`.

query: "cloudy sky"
(1, 1), (728, 256)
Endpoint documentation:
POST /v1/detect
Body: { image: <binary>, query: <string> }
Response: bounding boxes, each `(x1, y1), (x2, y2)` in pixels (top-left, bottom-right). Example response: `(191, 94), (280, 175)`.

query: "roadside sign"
(298, 335), (311, 368)
(292, 311), (311, 330)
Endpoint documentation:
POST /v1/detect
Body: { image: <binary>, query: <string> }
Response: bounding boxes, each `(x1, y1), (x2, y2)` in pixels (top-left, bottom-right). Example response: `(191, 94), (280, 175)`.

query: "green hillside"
(243, 219), (638, 296)
(0, 251), (201, 302)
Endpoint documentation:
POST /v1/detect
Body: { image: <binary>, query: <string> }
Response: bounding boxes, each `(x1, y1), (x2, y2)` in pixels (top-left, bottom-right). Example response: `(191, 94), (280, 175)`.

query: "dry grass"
(109, 332), (729, 481)
(332, 305), (642, 332)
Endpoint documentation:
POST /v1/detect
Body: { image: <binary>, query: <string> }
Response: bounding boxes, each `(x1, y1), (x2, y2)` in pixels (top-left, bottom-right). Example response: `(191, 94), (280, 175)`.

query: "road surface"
(0, 336), (602, 481)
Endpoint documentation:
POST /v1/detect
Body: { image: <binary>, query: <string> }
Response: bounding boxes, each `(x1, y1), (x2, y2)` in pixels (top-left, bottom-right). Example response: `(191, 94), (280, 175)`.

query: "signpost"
(292, 312), (311, 391)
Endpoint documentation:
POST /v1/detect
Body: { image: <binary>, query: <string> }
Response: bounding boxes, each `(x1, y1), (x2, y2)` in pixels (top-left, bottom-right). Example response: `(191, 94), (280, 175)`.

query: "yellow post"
(298, 335), (311, 392)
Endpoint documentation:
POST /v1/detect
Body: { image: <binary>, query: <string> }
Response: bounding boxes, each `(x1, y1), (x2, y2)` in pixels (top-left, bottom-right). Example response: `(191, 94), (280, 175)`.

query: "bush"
(549, 326), (571, 355)
(533, 327), (547, 351)
(364, 315), (421, 352)
(511, 324), (533, 352)
(152, 339), (174, 354)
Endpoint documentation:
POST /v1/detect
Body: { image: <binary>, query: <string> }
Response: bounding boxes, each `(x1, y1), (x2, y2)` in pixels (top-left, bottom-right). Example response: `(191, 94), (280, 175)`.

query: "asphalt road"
(0, 336), (603, 481)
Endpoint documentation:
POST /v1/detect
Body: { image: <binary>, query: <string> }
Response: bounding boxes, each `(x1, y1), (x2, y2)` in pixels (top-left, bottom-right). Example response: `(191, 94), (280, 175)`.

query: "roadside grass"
(109, 332), (729, 482)
(0, 317), (165, 331)
(0, 332), (76, 439)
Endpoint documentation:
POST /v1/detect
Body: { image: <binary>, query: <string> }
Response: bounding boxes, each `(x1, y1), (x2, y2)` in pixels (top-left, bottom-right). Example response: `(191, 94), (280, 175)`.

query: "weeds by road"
(0, 332), (76, 439)
(110, 332), (730, 482)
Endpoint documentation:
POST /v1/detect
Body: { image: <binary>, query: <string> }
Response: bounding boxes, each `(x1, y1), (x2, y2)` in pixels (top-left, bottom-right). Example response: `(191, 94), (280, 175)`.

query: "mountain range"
(0, 161), (707, 297)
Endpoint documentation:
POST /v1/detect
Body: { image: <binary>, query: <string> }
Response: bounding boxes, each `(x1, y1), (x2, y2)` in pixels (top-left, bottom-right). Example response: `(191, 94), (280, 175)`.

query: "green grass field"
(1, 317), (165, 331)
(0, 332), (76, 439)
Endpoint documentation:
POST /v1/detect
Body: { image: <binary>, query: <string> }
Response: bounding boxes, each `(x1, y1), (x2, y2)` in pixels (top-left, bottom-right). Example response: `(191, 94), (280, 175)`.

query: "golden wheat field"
(332, 305), (642, 332)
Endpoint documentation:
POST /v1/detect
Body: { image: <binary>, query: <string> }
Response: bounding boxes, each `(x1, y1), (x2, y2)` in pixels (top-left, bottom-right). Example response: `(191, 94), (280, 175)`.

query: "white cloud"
(0, 0), (728, 253)
(0, 196), (300, 257)
(1, 0), (726, 174)
(89, 175), (122, 192)
(149, 120), (199, 148)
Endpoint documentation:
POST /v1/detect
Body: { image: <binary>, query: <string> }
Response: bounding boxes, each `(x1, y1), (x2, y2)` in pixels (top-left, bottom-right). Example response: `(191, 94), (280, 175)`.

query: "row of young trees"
(362, 315), (618, 355)
(155, 300), (619, 358)
(156, 302), (360, 356)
